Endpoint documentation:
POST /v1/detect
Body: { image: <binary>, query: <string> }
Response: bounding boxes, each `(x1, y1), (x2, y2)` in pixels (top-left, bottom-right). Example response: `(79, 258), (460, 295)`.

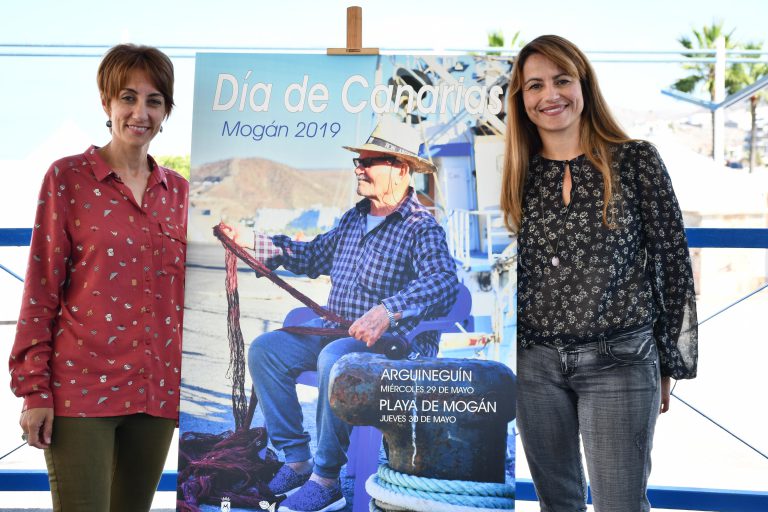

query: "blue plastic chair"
(282, 283), (472, 512)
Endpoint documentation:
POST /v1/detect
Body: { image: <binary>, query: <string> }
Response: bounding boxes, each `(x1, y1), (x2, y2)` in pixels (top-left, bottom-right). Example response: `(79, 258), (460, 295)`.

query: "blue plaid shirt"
(271, 188), (458, 356)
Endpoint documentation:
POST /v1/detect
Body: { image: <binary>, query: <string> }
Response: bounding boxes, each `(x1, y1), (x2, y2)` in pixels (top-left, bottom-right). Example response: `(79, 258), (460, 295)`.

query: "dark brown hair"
(97, 44), (175, 117)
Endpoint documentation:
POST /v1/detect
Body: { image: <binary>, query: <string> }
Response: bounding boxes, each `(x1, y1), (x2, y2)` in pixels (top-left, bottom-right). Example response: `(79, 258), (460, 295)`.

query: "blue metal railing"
(686, 228), (768, 249)
(0, 469), (177, 492)
(0, 472), (766, 512)
(2, 226), (768, 511)
(0, 228), (32, 246)
(5, 227), (765, 249)
(0, 228), (30, 281)
(514, 479), (768, 512)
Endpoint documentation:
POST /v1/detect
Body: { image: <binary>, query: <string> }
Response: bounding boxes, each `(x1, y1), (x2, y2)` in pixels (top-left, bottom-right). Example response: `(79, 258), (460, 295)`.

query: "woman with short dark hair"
(10, 43), (188, 512)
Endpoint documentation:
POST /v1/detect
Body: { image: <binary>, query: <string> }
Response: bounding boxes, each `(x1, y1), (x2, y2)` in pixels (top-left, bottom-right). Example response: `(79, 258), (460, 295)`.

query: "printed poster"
(178, 52), (516, 512)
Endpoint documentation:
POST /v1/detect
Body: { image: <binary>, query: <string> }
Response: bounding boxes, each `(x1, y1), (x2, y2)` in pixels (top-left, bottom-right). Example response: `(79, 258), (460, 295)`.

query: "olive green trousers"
(43, 414), (175, 512)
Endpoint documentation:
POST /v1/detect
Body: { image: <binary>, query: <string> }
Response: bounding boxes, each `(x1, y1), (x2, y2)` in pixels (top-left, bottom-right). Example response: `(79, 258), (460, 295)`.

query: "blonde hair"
(500, 35), (631, 233)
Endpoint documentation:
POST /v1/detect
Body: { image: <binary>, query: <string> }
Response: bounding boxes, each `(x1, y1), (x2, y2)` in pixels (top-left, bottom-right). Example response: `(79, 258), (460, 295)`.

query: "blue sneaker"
(268, 464), (312, 496)
(277, 480), (346, 512)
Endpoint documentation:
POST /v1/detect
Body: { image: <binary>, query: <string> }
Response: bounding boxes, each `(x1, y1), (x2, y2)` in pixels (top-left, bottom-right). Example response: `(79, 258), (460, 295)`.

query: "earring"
(106, 120), (112, 128)
(159, 126), (163, 133)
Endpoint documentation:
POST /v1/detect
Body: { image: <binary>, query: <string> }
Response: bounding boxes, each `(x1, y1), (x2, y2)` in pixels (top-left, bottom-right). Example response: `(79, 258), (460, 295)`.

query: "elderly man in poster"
(247, 116), (458, 512)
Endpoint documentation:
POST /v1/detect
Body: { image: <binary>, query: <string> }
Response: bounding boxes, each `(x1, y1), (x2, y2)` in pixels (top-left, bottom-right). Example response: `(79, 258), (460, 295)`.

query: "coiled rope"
(366, 464), (514, 511)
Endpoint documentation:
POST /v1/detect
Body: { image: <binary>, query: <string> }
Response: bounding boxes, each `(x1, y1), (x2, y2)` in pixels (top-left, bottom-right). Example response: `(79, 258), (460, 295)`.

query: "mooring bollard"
(329, 353), (516, 483)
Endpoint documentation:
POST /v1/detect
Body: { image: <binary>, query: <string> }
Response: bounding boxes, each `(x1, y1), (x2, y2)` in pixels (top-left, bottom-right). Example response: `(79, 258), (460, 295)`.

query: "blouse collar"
(85, 145), (168, 189)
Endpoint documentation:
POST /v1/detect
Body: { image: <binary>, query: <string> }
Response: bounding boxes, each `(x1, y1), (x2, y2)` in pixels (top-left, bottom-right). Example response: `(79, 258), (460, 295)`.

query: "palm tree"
(731, 42), (768, 172)
(487, 30), (523, 56)
(672, 21), (742, 158)
(488, 30), (505, 55)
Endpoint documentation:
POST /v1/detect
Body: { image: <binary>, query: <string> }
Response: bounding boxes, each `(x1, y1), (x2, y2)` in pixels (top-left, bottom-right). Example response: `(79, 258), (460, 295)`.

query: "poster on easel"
(177, 51), (516, 512)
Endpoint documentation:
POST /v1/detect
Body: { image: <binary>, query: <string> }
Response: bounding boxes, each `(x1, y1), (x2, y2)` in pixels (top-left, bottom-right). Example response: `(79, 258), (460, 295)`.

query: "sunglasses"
(353, 156), (400, 168)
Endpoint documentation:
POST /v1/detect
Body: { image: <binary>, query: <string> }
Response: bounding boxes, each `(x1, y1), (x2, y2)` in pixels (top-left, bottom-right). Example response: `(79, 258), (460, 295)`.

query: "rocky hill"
(190, 157), (355, 222)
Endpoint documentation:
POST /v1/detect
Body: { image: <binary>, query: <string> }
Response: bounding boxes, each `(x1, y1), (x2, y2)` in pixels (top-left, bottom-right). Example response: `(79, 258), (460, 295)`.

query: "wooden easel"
(327, 6), (379, 55)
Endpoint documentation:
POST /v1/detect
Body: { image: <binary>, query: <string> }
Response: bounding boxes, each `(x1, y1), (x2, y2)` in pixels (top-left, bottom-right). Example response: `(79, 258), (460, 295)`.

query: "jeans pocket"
(605, 331), (657, 365)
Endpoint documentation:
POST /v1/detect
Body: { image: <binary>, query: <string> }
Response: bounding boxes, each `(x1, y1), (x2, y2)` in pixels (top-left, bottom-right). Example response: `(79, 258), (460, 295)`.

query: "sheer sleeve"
(635, 141), (698, 379)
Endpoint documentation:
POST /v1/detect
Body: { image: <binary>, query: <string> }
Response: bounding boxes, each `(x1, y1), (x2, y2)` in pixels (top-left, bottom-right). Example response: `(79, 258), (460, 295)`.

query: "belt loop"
(597, 333), (607, 356)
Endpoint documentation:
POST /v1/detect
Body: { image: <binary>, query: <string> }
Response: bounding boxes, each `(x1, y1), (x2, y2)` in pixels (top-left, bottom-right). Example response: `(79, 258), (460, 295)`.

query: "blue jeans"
(248, 319), (375, 479)
(516, 325), (660, 512)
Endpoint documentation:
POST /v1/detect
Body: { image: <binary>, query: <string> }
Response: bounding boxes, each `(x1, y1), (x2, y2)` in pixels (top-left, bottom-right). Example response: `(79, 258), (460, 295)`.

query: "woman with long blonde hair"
(502, 35), (697, 511)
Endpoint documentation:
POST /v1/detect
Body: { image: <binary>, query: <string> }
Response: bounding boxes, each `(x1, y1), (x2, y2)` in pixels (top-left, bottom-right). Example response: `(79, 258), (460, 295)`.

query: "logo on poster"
(220, 496), (231, 511)
(259, 500), (277, 511)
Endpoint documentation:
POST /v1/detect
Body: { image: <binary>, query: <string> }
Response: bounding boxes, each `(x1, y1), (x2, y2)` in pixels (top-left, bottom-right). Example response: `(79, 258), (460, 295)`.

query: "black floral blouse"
(517, 140), (698, 380)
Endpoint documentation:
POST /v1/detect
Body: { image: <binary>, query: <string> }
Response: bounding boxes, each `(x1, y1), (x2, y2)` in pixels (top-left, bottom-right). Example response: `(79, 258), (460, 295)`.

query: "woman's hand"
(660, 376), (671, 414)
(20, 407), (54, 449)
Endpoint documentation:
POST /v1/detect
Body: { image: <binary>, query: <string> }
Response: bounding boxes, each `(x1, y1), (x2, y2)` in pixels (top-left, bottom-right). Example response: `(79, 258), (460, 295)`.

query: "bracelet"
(382, 304), (397, 329)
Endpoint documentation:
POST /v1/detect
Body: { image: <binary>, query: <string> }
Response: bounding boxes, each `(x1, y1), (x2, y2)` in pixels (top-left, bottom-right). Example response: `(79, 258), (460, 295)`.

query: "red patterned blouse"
(9, 146), (188, 419)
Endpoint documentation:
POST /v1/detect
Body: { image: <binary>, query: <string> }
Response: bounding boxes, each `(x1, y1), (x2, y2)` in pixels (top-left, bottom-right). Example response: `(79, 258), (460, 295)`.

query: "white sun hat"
(343, 115), (436, 174)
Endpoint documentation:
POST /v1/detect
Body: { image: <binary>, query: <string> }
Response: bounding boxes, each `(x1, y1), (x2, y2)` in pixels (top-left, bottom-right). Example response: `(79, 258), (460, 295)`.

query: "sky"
(0, 0), (767, 161)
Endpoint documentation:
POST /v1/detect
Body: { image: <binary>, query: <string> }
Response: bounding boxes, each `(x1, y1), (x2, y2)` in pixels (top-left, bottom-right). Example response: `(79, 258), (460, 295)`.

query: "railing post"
(712, 35), (726, 165)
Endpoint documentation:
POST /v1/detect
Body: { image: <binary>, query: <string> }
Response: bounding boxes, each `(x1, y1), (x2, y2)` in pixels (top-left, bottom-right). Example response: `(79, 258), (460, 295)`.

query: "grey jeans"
(517, 325), (661, 512)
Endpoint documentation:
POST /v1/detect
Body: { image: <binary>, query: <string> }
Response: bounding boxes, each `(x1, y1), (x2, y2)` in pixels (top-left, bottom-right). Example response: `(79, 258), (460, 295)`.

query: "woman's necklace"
(539, 157), (580, 267)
